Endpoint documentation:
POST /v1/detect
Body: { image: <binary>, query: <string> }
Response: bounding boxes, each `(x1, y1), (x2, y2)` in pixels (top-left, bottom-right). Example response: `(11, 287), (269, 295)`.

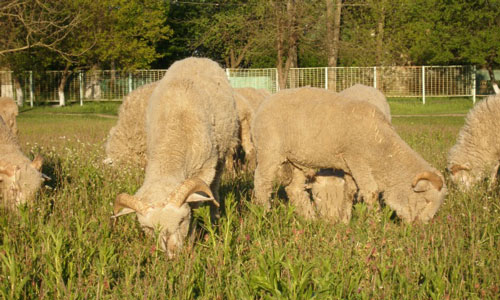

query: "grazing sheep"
(113, 57), (238, 258)
(0, 116), (43, 210)
(252, 87), (446, 223)
(447, 94), (500, 189)
(226, 88), (271, 171)
(306, 169), (356, 224)
(338, 84), (391, 122)
(0, 97), (19, 135)
(104, 82), (158, 168)
(235, 87), (271, 113)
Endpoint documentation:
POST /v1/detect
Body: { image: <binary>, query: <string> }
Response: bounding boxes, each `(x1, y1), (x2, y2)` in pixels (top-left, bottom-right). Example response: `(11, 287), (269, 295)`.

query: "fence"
(0, 65), (495, 106)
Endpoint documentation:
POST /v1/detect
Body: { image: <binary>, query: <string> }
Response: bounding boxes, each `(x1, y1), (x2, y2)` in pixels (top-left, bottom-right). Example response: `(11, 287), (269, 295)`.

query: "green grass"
(388, 97), (476, 115)
(1, 111), (499, 299)
(19, 102), (120, 116)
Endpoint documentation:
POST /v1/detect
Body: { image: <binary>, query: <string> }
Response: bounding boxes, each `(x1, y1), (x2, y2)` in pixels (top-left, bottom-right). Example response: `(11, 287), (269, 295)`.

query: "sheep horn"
(449, 164), (469, 175)
(113, 193), (146, 217)
(168, 178), (218, 208)
(412, 171), (444, 191)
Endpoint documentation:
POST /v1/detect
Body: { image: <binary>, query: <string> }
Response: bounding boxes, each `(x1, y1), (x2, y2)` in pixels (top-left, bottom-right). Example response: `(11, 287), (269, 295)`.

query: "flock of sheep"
(1, 57), (499, 259)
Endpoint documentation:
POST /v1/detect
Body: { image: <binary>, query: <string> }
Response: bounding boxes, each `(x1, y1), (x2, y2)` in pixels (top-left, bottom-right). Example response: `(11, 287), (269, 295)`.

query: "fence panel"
(0, 66), (495, 105)
(226, 68), (278, 93)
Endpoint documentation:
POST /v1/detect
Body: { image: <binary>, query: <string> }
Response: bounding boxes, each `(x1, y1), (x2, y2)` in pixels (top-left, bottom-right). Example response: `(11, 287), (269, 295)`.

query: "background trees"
(1, 0), (499, 97)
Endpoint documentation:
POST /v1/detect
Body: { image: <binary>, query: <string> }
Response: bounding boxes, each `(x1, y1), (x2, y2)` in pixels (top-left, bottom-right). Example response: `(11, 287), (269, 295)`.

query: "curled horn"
(113, 193), (147, 217)
(412, 171), (444, 191)
(168, 178), (218, 207)
(449, 164), (469, 175)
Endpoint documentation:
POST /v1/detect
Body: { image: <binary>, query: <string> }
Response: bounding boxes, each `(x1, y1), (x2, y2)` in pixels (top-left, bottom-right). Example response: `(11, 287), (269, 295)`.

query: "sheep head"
(448, 163), (476, 190)
(113, 178), (218, 259)
(0, 156), (43, 209)
(400, 171), (447, 223)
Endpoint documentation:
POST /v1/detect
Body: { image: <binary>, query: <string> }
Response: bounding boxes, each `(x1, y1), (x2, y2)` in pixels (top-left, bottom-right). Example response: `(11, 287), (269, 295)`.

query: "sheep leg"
(346, 162), (379, 208)
(253, 156), (281, 210)
(240, 120), (256, 170)
(285, 166), (316, 220)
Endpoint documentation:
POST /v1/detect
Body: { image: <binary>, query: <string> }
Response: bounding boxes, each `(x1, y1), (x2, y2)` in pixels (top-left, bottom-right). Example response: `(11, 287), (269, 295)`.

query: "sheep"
(252, 87), (447, 223)
(305, 169), (357, 223)
(104, 82), (158, 168)
(235, 87), (271, 113)
(338, 84), (391, 122)
(447, 94), (500, 190)
(226, 88), (271, 172)
(112, 57), (239, 258)
(0, 97), (19, 135)
(282, 84), (390, 221)
(0, 116), (43, 210)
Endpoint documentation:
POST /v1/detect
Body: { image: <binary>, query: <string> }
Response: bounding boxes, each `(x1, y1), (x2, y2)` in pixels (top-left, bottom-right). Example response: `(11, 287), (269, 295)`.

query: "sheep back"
(104, 81), (158, 168)
(338, 84), (391, 122)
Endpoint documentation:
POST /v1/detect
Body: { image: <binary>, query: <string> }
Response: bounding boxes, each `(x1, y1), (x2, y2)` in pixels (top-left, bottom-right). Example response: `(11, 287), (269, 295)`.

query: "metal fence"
(0, 65), (495, 106)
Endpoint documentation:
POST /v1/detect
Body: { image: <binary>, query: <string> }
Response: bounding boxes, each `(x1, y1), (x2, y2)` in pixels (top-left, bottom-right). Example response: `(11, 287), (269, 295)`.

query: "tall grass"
(0, 110), (498, 299)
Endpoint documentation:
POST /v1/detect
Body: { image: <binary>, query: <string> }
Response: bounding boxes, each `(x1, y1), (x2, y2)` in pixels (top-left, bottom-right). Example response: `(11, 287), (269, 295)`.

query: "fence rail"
(0, 65), (495, 106)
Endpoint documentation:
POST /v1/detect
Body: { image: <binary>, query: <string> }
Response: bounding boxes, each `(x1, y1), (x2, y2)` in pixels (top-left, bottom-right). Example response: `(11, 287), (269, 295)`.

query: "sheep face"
(0, 157), (43, 209)
(136, 203), (192, 259)
(448, 164), (477, 190)
(114, 178), (217, 259)
(394, 171), (447, 223)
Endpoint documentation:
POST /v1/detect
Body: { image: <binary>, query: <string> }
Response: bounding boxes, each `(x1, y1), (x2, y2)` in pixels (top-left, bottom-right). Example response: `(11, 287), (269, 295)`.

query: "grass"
(388, 97), (476, 116)
(19, 102), (120, 116)
(1, 105), (499, 299)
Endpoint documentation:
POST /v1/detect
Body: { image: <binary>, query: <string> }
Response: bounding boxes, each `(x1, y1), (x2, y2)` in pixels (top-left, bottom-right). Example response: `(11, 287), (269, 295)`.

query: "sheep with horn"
(112, 57), (238, 258)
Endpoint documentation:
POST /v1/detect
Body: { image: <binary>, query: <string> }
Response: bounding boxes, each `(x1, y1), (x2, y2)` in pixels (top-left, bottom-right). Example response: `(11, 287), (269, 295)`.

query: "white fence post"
(422, 66), (426, 104)
(79, 71), (84, 106)
(29, 71), (34, 107)
(128, 72), (133, 94)
(324, 67), (328, 90)
(373, 66), (377, 89)
(472, 65), (476, 104)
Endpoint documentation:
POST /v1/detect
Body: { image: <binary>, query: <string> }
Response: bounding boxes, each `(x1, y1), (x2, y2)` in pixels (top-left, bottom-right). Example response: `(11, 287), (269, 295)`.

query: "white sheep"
(112, 57), (239, 258)
(252, 87), (447, 223)
(0, 97), (19, 136)
(447, 94), (500, 190)
(226, 88), (271, 171)
(104, 82), (158, 168)
(0, 116), (43, 209)
(285, 84), (391, 221)
(338, 84), (391, 122)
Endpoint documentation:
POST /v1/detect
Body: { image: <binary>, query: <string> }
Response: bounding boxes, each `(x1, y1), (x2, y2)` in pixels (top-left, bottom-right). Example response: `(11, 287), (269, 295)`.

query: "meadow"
(1, 97), (499, 299)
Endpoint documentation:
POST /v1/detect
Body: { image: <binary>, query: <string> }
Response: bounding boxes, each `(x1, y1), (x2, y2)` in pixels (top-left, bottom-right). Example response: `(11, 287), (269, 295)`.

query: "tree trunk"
(13, 76), (23, 107)
(326, 0), (342, 91)
(487, 65), (500, 94)
(375, 4), (385, 66)
(58, 63), (71, 106)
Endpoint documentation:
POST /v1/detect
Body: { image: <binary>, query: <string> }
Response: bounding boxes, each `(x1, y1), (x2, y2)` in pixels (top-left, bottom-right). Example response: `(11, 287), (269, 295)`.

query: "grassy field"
(1, 101), (499, 299)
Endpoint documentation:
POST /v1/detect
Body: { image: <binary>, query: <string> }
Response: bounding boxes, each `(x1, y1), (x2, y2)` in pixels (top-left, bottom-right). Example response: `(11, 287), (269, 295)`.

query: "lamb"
(252, 87), (447, 223)
(104, 82), (158, 168)
(447, 94), (500, 190)
(0, 97), (19, 135)
(112, 57), (239, 258)
(0, 116), (43, 210)
(338, 84), (391, 122)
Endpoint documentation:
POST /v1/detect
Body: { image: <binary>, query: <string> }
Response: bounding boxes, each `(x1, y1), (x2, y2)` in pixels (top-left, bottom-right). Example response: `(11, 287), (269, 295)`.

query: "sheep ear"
(31, 155), (43, 171)
(185, 192), (216, 205)
(112, 193), (145, 218)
